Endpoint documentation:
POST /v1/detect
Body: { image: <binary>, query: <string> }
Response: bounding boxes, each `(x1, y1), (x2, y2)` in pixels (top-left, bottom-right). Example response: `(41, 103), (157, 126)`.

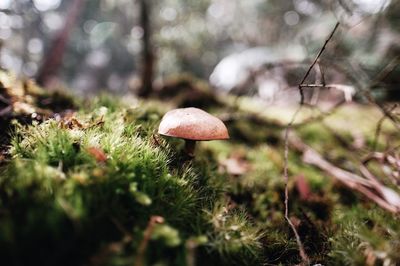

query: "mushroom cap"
(158, 107), (229, 141)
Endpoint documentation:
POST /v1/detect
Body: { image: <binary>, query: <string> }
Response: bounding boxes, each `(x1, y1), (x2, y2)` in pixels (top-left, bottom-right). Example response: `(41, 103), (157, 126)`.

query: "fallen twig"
(370, 55), (400, 88)
(288, 132), (400, 213)
(359, 60), (400, 132)
(300, 83), (355, 102)
(0, 94), (10, 104)
(372, 104), (398, 150)
(220, 99), (345, 130)
(362, 151), (400, 186)
(89, 218), (133, 266)
(0, 105), (12, 116)
(134, 215), (165, 266)
(281, 22), (340, 265)
(298, 22), (340, 104)
(282, 106), (309, 264)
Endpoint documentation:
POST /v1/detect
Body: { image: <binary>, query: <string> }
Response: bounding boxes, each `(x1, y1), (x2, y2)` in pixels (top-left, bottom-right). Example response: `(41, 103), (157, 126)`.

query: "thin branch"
(300, 84), (342, 88)
(336, 0), (354, 15)
(372, 104), (398, 150)
(185, 239), (197, 266)
(0, 106), (12, 116)
(370, 55), (400, 87)
(309, 61), (324, 105)
(298, 22), (340, 104)
(281, 22), (341, 265)
(317, 61), (326, 86)
(282, 106), (309, 264)
(288, 132), (400, 213)
(357, 58), (400, 131)
(37, 0), (85, 85)
(134, 216), (164, 266)
(220, 98), (345, 130)
(362, 151), (400, 186)
(0, 94), (10, 104)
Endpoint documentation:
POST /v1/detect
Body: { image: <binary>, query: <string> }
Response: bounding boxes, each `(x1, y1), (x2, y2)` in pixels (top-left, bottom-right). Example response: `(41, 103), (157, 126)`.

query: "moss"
(1, 71), (400, 265)
(0, 99), (263, 265)
(329, 206), (400, 265)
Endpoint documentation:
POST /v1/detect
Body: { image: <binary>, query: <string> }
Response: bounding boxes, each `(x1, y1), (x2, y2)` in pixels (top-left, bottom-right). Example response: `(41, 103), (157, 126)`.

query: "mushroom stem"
(184, 140), (196, 157)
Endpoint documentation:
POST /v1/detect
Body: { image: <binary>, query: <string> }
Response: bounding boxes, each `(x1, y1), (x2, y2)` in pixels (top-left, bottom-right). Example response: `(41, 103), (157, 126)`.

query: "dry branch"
(372, 104), (398, 150)
(281, 22), (341, 265)
(220, 99), (345, 131)
(363, 151), (400, 186)
(135, 216), (165, 266)
(37, 0), (85, 85)
(138, 0), (155, 97)
(288, 132), (400, 214)
(299, 84), (355, 102)
(358, 58), (400, 133)
(298, 22), (340, 104)
(370, 55), (400, 88)
(282, 105), (309, 264)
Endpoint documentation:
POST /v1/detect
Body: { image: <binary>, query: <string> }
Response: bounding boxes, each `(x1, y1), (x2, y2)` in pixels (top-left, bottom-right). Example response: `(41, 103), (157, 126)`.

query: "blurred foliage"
(0, 0), (398, 97)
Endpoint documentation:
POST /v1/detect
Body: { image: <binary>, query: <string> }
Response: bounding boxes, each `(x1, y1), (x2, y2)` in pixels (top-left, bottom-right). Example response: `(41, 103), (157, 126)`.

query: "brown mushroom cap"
(158, 107), (229, 141)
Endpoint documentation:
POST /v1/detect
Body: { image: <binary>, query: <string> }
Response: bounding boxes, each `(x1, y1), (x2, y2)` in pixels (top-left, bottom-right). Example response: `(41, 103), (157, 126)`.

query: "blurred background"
(0, 0), (398, 102)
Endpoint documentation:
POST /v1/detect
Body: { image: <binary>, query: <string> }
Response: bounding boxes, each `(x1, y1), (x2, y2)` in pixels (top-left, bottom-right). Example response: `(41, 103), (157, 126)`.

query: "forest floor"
(0, 70), (399, 265)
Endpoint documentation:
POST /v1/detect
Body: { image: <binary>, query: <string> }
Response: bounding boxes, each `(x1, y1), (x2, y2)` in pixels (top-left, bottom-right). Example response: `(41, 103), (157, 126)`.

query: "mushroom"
(158, 107), (229, 156)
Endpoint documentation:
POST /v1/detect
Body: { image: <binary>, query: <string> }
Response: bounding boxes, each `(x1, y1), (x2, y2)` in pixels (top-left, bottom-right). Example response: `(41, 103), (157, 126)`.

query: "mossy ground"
(0, 72), (399, 265)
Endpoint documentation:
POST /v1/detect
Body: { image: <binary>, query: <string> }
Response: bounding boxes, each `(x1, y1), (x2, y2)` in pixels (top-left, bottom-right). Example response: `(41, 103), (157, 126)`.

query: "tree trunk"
(137, 0), (154, 97)
(37, 0), (85, 86)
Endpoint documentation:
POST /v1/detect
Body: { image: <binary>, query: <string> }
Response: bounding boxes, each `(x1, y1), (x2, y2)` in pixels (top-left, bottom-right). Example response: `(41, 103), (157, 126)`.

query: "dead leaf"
(59, 115), (85, 129)
(295, 174), (311, 201)
(290, 216), (301, 228)
(87, 147), (107, 162)
(364, 247), (376, 266)
(220, 156), (251, 176)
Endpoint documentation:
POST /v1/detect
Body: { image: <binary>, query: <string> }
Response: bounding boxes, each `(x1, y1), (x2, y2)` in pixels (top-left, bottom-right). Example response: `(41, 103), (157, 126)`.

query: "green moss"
(0, 102), (263, 265)
(205, 203), (264, 265)
(1, 71), (400, 265)
(329, 206), (400, 265)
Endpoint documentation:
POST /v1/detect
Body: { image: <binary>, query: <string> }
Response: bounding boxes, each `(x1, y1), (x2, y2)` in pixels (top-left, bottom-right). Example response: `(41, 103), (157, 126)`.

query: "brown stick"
(220, 98), (345, 130)
(370, 55), (400, 87)
(372, 104), (398, 150)
(362, 151), (400, 186)
(288, 133), (400, 213)
(297, 22), (340, 104)
(137, 0), (154, 97)
(37, 0), (85, 86)
(281, 22), (340, 265)
(360, 58), (400, 132)
(185, 239), (197, 266)
(134, 215), (164, 266)
(282, 106), (309, 265)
